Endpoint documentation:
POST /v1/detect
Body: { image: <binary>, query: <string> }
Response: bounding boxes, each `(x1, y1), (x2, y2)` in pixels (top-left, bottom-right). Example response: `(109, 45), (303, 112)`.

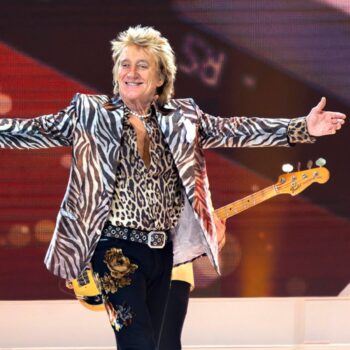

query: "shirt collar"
(110, 95), (177, 114)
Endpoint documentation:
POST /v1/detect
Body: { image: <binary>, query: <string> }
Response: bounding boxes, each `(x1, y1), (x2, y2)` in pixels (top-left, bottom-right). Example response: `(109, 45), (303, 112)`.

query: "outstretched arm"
(0, 95), (79, 149)
(195, 97), (346, 149)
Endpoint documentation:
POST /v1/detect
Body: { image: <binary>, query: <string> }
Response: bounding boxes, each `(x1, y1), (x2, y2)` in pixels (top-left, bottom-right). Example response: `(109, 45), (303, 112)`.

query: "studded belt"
(102, 222), (169, 249)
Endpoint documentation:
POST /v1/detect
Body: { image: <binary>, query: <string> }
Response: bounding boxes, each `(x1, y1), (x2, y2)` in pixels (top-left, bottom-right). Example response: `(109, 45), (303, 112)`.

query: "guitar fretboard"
(214, 184), (278, 220)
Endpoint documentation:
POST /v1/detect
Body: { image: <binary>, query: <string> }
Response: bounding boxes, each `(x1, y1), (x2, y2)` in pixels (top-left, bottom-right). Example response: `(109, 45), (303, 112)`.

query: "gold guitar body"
(67, 268), (105, 311)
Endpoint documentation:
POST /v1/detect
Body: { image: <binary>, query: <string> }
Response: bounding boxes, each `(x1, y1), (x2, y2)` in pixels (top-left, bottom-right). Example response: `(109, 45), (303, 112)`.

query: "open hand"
(306, 97), (346, 136)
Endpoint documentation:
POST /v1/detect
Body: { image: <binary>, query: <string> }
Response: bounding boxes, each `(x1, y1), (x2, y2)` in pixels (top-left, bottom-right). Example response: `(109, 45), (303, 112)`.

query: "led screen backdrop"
(0, 0), (349, 299)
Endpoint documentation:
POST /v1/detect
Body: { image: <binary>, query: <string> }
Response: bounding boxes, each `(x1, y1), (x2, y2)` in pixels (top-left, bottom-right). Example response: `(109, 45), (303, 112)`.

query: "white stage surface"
(1, 297), (350, 350)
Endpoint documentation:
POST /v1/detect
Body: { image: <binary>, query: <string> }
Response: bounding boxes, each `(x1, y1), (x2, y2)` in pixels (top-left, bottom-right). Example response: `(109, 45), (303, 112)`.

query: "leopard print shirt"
(107, 112), (184, 231)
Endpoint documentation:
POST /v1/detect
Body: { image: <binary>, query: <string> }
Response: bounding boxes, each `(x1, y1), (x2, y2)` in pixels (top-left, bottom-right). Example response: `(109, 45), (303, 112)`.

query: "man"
(0, 26), (346, 349)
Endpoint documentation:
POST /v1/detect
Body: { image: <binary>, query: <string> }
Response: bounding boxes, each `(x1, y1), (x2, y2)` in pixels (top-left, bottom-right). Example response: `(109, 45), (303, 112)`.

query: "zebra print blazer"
(0, 93), (299, 280)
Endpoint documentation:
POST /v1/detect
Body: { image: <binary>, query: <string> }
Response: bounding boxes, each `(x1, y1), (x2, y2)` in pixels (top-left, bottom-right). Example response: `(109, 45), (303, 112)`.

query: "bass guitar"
(67, 165), (330, 311)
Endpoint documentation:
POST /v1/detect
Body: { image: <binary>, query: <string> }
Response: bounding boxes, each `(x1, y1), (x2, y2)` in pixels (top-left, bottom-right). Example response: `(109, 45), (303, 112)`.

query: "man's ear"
(157, 73), (165, 87)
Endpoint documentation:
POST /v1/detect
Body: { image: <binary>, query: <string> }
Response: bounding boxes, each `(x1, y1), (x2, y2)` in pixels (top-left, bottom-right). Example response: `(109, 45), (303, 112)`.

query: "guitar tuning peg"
(282, 163), (294, 173)
(307, 160), (313, 169)
(315, 158), (326, 167)
(297, 161), (301, 172)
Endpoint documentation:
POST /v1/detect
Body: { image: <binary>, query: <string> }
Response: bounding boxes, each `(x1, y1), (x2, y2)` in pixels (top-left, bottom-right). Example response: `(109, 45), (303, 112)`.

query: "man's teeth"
(126, 82), (142, 86)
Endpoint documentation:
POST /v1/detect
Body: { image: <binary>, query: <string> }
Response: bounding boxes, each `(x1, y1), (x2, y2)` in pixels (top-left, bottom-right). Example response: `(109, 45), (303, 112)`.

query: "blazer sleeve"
(194, 100), (293, 149)
(0, 93), (79, 149)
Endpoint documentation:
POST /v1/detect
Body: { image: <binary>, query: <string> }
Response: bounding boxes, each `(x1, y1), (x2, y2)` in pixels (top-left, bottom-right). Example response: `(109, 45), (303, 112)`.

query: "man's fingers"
(218, 235), (226, 251)
(336, 112), (346, 119)
(315, 96), (326, 112)
(326, 111), (346, 119)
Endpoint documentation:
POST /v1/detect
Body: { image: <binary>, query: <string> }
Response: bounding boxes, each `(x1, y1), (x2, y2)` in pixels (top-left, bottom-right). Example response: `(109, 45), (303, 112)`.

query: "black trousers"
(159, 280), (191, 350)
(91, 236), (173, 350)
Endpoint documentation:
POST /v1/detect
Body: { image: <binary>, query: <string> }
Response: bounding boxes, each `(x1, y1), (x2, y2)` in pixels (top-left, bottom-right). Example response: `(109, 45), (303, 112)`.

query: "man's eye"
(139, 65), (148, 69)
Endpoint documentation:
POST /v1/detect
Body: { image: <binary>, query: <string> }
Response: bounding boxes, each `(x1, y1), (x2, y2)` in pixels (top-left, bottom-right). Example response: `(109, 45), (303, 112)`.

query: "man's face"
(117, 44), (163, 110)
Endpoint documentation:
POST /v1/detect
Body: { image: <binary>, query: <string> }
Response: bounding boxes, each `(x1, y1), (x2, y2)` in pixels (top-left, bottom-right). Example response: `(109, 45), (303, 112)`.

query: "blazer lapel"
(155, 103), (197, 205)
(97, 96), (126, 196)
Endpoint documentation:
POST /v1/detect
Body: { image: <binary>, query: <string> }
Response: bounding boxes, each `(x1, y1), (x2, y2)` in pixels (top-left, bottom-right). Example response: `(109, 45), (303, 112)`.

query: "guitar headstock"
(275, 166), (330, 196)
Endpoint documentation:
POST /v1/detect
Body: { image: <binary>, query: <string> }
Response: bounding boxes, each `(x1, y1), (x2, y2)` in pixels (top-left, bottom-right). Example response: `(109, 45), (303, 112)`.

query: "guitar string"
(214, 184), (277, 219)
(214, 176), (318, 219)
(215, 177), (317, 219)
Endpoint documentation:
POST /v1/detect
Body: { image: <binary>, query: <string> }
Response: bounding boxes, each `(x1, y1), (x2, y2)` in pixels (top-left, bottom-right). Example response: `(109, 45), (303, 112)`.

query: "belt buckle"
(147, 231), (166, 249)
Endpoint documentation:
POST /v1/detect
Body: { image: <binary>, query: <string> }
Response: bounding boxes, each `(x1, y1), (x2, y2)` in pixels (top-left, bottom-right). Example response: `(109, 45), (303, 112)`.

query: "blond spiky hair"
(111, 25), (176, 106)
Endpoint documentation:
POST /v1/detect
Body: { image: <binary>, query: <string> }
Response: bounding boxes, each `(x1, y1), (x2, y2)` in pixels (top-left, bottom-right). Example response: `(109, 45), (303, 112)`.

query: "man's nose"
(127, 65), (138, 77)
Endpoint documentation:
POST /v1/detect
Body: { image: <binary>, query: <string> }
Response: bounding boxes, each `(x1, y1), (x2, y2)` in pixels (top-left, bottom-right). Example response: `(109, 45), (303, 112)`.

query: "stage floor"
(1, 298), (350, 349)
(3, 346), (350, 350)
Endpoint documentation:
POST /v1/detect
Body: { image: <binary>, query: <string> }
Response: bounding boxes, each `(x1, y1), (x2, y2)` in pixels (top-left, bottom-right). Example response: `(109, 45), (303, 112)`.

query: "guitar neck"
(214, 184), (278, 220)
